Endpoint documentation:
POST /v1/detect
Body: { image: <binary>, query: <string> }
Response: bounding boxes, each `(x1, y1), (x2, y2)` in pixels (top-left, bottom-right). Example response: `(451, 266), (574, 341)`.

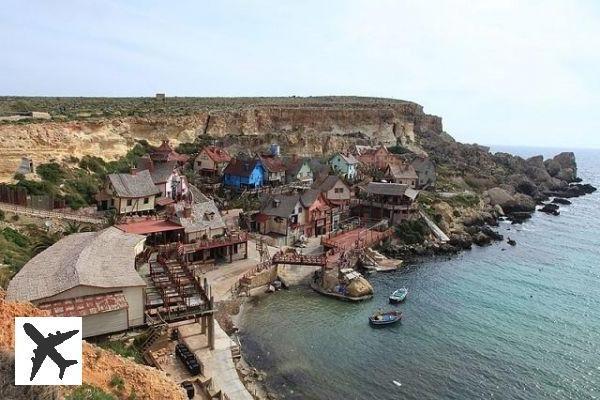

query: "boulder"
(346, 277), (373, 298)
(449, 232), (472, 249)
(503, 193), (536, 213)
(493, 204), (505, 216)
(539, 203), (560, 216)
(544, 159), (562, 177)
(481, 226), (504, 241)
(432, 201), (454, 225)
(508, 211), (533, 224)
(473, 232), (492, 246)
(552, 152), (577, 182)
(508, 174), (539, 197)
(525, 155), (545, 169)
(552, 197), (571, 205)
(525, 165), (553, 186)
(484, 187), (514, 207)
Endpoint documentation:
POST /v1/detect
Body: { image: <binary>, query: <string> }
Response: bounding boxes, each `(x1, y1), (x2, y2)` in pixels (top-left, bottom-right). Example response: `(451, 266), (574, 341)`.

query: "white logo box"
(14, 317), (83, 385)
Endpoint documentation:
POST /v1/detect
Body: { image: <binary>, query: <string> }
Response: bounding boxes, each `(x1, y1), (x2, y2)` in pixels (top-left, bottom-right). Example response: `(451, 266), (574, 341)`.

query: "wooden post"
(201, 315), (207, 334)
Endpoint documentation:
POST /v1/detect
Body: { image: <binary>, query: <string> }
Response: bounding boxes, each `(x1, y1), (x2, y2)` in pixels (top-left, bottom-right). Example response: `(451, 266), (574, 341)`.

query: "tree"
(63, 221), (92, 235)
(30, 231), (61, 256)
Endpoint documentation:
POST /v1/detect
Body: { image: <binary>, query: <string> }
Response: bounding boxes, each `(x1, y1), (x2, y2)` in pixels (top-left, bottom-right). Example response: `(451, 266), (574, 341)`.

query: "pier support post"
(208, 315), (215, 350)
(201, 315), (207, 334)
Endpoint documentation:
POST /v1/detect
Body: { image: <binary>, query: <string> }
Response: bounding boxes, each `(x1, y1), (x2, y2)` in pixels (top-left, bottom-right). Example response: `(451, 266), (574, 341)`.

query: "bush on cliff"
(395, 219), (430, 244)
(36, 162), (66, 183)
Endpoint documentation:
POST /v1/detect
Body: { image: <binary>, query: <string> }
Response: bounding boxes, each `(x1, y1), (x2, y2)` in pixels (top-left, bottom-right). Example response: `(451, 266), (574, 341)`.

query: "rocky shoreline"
(385, 151), (597, 261)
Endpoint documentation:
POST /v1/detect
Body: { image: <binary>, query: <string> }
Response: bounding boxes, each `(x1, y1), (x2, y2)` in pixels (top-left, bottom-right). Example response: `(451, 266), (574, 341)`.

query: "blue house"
(223, 158), (265, 190)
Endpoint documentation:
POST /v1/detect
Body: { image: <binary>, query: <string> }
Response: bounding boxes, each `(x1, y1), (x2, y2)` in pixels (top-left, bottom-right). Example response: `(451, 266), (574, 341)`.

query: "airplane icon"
(23, 322), (79, 381)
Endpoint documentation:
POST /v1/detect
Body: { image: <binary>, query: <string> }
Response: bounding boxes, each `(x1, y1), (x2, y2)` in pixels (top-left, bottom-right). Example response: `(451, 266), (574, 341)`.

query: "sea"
(239, 146), (600, 400)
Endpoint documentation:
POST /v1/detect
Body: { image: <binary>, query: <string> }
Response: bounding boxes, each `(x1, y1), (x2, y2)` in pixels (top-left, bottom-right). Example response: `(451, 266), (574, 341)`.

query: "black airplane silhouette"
(23, 322), (79, 381)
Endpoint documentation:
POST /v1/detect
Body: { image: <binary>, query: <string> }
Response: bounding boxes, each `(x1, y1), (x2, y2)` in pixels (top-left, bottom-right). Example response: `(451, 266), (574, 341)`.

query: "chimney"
(183, 204), (192, 218)
(130, 167), (139, 175)
(272, 199), (280, 207)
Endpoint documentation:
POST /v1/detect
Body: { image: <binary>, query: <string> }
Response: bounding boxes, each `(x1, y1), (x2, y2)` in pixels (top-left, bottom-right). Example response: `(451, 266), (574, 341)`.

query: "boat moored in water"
(369, 310), (402, 326)
(389, 288), (408, 303)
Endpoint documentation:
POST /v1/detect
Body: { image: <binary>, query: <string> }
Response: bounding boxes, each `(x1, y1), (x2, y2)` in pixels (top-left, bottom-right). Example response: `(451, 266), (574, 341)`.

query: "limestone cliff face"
(0, 98), (442, 181)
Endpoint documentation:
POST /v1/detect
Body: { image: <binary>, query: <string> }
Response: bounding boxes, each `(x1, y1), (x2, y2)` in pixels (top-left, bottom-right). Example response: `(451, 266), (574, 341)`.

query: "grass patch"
(66, 384), (116, 400)
(98, 338), (145, 364)
(443, 193), (480, 208)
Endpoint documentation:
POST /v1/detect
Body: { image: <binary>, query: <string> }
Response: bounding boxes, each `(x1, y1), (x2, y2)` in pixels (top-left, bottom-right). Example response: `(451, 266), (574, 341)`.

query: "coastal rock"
(539, 203), (560, 215)
(508, 174), (539, 198)
(473, 232), (492, 246)
(508, 211), (533, 224)
(432, 201), (454, 225)
(544, 159), (562, 177)
(484, 187), (514, 207)
(346, 276), (373, 298)
(552, 152), (577, 181)
(448, 232), (473, 249)
(552, 197), (571, 205)
(480, 226), (504, 241)
(503, 193), (536, 214)
(493, 204), (505, 216)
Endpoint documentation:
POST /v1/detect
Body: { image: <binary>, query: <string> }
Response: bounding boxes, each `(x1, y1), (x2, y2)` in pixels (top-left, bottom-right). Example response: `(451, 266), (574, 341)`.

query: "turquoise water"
(239, 148), (600, 400)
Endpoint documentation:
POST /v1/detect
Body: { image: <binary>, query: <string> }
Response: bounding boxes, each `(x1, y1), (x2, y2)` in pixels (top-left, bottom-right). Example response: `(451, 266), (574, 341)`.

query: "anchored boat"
(369, 310), (402, 326)
(389, 288), (408, 303)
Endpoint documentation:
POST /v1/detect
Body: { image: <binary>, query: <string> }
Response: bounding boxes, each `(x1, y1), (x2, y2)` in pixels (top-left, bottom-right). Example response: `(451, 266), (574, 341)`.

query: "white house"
(6, 227), (147, 338)
(329, 153), (359, 180)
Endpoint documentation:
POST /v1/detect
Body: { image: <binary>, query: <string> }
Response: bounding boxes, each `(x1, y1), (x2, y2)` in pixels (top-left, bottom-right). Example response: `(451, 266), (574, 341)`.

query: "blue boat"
(389, 288), (408, 303)
(369, 310), (402, 326)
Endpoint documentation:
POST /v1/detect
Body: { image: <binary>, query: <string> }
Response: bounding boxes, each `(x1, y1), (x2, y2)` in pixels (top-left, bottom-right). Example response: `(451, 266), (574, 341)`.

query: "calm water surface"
(240, 148), (600, 400)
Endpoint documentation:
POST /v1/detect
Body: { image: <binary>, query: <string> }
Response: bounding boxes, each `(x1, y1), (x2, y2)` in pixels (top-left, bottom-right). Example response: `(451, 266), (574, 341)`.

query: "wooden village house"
(329, 152), (359, 181)
(353, 182), (420, 225)
(285, 156), (314, 185)
(223, 158), (266, 190)
(314, 175), (353, 211)
(194, 146), (232, 176)
(96, 170), (160, 215)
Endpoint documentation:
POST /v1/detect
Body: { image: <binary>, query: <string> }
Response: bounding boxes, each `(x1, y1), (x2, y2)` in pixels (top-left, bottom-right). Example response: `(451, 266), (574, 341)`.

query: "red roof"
(150, 140), (190, 163)
(203, 146), (231, 163)
(259, 155), (286, 172)
(155, 196), (176, 206)
(38, 292), (129, 317)
(116, 219), (184, 234)
(254, 213), (269, 223)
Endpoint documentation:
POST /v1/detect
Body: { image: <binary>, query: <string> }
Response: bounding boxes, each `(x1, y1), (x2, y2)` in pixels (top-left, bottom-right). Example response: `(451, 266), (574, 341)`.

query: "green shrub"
(2, 228), (30, 247)
(79, 155), (107, 174)
(98, 339), (145, 364)
(445, 193), (480, 208)
(395, 219), (430, 244)
(109, 374), (125, 391)
(65, 384), (116, 400)
(36, 162), (66, 183)
(387, 145), (410, 155)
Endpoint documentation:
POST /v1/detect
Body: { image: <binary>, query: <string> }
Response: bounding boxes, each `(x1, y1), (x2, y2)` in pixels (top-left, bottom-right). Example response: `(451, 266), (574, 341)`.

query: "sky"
(1, 0), (599, 148)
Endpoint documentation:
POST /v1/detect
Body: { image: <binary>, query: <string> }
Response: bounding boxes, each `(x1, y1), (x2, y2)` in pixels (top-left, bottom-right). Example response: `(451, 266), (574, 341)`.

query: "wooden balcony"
(157, 232), (248, 255)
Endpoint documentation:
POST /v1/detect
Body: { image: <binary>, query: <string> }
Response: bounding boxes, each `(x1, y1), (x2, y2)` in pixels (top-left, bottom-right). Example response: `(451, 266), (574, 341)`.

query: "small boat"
(369, 310), (402, 326)
(389, 288), (408, 303)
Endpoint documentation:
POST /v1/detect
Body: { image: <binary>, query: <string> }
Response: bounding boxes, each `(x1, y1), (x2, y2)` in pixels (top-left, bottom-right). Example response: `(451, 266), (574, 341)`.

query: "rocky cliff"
(0, 96), (442, 181)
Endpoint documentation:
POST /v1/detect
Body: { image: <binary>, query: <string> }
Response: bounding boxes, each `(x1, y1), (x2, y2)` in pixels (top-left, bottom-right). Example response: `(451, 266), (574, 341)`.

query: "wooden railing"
(157, 232), (248, 255)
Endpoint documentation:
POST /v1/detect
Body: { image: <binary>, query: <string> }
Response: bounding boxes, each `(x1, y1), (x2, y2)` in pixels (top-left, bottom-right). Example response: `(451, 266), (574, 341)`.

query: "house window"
(334, 188), (344, 194)
(127, 199), (132, 206)
(143, 197), (149, 204)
